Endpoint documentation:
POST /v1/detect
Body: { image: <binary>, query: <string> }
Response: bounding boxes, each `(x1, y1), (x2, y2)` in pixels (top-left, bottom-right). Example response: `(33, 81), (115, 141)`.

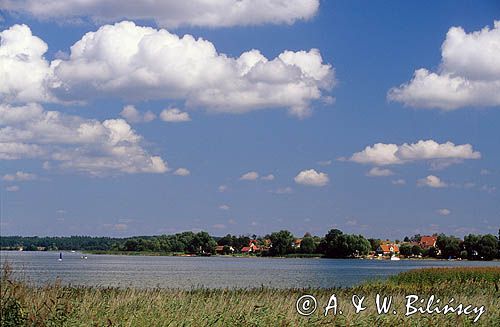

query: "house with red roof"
(419, 236), (437, 249)
(241, 241), (260, 254)
(292, 238), (302, 248)
(376, 244), (400, 256)
(241, 246), (252, 253)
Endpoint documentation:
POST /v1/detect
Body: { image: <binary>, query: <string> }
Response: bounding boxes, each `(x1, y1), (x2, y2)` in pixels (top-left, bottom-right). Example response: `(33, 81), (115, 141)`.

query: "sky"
(0, 0), (499, 239)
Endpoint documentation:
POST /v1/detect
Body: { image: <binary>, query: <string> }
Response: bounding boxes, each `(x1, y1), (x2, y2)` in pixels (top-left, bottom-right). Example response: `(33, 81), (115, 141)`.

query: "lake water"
(1, 251), (499, 289)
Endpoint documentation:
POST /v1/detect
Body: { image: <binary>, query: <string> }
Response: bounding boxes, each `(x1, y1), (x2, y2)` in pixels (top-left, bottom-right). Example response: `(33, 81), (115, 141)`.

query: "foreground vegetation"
(1, 266), (499, 326)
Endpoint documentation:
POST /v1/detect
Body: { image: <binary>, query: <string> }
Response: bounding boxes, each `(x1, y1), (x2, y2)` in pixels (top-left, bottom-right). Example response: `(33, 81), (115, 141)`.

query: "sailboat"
(58, 252), (63, 261)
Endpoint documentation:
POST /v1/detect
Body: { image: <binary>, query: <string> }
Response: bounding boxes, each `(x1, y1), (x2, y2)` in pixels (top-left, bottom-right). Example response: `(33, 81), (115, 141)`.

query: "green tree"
(436, 234), (461, 258)
(367, 238), (381, 252)
(399, 244), (412, 257)
(300, 236), (316, 254)
(191, 231), (217, 254)
(269, 230), (294, 256)
(123, 239), (138, 251)
(217, 234), (233, 246)
(477, 234), (498, 260)
(498, 229), (500, 259)
(411, 245), (423, 256)
(463, 234), (481, 259)
(410, 234), (422, 243)
(348, 235), (371, 257)
(234, 235), (251, 251)
(427, 246), (438, 258)
(320, 229), (370, 258)
(222, 245), (232, 255)
(25, 244), (37, 251)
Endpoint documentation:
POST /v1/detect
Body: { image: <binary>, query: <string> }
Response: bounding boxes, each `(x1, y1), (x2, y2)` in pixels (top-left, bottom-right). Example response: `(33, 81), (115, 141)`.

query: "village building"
(419, 236), (437, 249)
(215, 245), (234, 254)
(292, 238), (302, 248)
(376, 244), (400, 256)
(241, 240), (260, 254)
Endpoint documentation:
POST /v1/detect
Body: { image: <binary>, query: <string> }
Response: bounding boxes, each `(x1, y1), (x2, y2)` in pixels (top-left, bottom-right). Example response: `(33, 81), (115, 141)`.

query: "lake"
(1, 251), (499, 289)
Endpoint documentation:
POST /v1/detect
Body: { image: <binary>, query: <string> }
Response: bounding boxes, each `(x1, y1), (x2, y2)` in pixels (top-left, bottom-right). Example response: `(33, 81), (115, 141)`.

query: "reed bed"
(1, 266), (499, 326)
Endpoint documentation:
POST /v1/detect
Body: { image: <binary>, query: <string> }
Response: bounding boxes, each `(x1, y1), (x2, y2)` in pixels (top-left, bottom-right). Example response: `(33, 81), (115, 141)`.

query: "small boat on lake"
(58, 252), (63, 261)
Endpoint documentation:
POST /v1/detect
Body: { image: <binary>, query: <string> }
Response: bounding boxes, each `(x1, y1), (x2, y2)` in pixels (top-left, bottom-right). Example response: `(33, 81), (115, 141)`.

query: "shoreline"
(2, 249), (499, 262)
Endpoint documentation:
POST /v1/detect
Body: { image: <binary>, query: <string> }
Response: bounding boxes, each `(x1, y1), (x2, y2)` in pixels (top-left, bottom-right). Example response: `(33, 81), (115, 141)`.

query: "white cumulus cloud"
(120, 105), (155, 123)
(261, 174), (275, 181)
(0, 24), (54, 103)
(0, 0), (320, 28)
(0, 103), (168, 175)
(348, 140), (480, 166)
(294, 169), (329, 187)
(388, 21), (500, 110)
(160, 108), (191, 122)
(417, 175), (448, 188)
(173, 168), (190, 176)
(240, 171), (259, 181)
(1, 22), (334, 118)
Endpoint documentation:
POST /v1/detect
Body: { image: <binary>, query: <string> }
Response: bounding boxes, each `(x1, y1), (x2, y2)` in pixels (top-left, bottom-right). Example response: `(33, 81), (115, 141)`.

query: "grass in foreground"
(1, 266), (499, 326)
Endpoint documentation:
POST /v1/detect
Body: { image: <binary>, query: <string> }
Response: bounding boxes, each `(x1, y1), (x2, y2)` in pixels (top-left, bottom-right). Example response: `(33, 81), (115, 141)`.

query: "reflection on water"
(1, 251), (499, 289)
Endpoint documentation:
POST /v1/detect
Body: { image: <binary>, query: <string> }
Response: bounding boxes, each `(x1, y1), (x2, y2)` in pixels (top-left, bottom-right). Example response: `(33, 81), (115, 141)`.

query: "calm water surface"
(2, 251), (499, 289)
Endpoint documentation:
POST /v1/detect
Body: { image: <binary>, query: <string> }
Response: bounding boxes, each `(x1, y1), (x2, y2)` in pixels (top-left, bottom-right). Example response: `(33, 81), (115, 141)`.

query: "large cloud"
(0, 22), (334, 118)
(348, 140), (480, 166)
(388, 21), (500, 110)
(0, 0), (319, 28)
(0, 103), (168, 175)
(0, 24), (54, 103)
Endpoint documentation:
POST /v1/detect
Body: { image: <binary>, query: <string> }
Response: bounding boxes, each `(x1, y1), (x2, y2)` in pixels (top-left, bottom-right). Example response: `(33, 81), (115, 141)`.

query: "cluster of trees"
(318, 229), (371, 258)
(216, 234), (253, 250)
(116, 232), (217, 254)
(398, 233), (499, 260)
(462, 234), (498, 260)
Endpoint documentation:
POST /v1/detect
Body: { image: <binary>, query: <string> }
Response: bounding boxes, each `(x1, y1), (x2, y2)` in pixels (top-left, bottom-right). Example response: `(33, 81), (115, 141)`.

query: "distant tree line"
(0, 236), (121, 251)
(1, 229), (499, 260)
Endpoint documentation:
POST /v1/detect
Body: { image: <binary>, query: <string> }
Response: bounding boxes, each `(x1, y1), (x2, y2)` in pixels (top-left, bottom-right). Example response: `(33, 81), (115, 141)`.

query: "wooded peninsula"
(1, 229), (499, 260)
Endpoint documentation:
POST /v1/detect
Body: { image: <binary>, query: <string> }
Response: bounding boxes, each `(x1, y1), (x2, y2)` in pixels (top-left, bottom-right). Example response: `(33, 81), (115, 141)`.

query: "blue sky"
(0, 0), (499, 239)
